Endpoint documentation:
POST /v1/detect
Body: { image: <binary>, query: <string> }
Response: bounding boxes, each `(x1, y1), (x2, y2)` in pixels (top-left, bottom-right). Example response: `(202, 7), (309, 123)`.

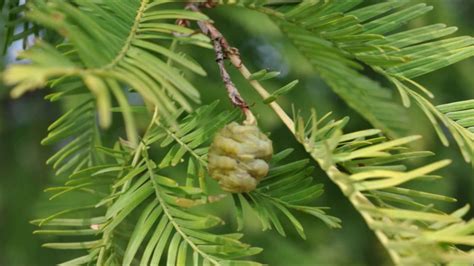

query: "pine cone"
(208, 122), (273, 193)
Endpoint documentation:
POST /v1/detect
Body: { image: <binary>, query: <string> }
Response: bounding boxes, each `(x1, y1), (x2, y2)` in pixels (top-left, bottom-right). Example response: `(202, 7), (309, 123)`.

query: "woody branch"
(186, 3), (256, 125)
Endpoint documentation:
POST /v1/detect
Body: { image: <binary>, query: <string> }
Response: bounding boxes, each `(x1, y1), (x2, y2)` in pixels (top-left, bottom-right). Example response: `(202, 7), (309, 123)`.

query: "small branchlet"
(186, 3), (255, 125)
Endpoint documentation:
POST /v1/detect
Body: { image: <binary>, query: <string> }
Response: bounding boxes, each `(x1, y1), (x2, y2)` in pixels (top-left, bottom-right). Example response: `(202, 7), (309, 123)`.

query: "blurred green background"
(1, 1), (473, 265)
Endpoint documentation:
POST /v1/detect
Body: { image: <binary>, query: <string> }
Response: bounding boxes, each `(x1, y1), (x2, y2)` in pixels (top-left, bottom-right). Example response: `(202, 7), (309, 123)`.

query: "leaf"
(249, 69), (280, 81)
(123, 202), (162, 266)
(83, 74), (112, 128)
(263, 80), (299, 104)
(43, 240), (102, 250)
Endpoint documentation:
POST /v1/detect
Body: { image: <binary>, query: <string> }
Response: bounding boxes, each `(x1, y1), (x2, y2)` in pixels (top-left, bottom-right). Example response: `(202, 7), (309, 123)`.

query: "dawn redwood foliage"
(1, 0), (474, 265)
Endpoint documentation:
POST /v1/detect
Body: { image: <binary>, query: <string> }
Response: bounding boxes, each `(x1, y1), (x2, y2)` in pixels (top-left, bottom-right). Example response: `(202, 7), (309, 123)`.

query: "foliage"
(249, 0), (474, 162)
(1, 0), (473, 265)
(293, 110), (474, 264)
(34, 105), (265, 265)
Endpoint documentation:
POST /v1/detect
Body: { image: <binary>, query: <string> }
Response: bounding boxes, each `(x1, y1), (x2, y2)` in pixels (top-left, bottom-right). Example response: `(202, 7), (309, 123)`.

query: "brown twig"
(187, 2), (295, 131)
(186, 3), (256, 125)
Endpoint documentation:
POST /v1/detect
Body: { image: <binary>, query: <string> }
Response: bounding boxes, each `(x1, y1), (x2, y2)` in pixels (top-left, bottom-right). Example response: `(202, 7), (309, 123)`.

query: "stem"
(102, 0), (149, 69)
(227, 57), (296, 134)
(188, 3), (256, 125)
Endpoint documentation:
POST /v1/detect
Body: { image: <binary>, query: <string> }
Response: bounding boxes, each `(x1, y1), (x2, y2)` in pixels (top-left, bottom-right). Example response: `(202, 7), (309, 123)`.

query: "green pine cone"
(208, 122), (273, 193)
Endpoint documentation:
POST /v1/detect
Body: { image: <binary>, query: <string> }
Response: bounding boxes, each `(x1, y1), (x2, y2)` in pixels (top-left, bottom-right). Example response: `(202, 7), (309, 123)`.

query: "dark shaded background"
(1, 1), (473, 265)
